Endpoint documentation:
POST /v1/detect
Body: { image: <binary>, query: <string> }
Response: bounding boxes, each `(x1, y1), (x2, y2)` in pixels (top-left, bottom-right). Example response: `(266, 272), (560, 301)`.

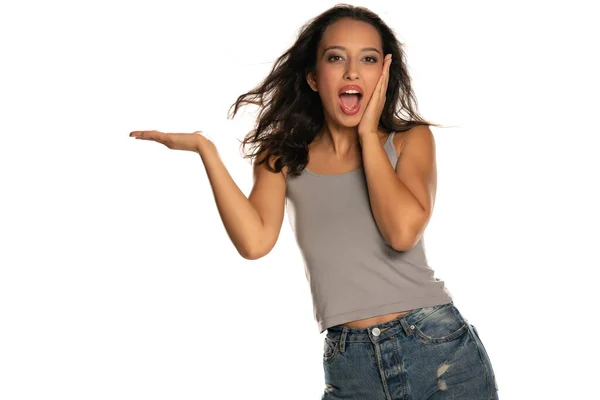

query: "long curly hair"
(228, 3), (445, 177)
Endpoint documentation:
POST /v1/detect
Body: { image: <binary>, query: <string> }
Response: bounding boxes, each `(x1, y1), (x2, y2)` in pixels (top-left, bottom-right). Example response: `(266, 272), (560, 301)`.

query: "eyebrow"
(322, 45), (381, 56)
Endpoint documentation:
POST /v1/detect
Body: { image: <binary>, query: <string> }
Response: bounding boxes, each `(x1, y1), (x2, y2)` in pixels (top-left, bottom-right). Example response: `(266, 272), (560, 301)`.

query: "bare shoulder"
(392, 125), (434, 157)
(254, 147), (289, 180)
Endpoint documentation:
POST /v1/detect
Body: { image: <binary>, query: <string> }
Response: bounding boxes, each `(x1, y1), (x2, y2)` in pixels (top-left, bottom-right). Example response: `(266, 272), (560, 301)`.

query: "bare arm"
(196, 136), (286, 260)
(360, 126), (436, 251)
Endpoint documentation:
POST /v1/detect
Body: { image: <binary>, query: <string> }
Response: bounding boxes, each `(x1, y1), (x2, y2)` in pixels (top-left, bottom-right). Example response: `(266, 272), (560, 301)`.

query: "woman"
(130, 4), (499, 399)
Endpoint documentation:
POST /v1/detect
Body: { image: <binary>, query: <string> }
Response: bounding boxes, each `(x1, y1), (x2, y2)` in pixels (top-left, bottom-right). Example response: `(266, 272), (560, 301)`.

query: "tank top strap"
(383, 131), (399, 169)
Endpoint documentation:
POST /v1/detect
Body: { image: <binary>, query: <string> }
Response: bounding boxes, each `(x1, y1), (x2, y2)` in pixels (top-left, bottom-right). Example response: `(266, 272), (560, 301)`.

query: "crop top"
(284, 131), (453, 333)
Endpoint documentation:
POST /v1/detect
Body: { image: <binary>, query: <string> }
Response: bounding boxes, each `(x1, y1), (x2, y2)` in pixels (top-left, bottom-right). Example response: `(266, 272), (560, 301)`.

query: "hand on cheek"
(358, 54), (392, 138)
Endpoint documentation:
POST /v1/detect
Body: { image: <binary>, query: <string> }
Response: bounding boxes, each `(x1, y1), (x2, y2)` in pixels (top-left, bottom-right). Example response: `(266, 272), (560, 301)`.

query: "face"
(306, 18), (384, 128)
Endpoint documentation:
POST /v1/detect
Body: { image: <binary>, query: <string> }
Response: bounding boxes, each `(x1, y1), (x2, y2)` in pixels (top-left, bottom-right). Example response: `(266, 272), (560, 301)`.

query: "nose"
(343, 59), (359, 80)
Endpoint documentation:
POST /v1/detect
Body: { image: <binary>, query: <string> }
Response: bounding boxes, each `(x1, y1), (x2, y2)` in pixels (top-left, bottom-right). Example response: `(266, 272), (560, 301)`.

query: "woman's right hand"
(129, 130), (209, 153)
(129, 128), (286, 260)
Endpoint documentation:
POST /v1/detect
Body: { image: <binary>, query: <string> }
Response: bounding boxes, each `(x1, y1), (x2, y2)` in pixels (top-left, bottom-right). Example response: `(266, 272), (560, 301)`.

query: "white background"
(1, 0), (598, 398)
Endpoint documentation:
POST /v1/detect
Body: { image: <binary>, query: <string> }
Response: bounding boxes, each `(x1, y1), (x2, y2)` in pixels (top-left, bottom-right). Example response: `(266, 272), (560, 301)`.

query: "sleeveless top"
(285, 131), (453, 334)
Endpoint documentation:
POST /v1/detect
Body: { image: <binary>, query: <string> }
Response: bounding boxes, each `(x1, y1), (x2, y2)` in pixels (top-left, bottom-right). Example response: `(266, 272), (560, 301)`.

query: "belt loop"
(400, 317), (414, 336)
(339, 326), (348, 352)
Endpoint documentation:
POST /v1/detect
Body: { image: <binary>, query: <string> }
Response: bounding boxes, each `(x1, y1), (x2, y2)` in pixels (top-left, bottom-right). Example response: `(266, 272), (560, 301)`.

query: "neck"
(315, 125), (361, 158)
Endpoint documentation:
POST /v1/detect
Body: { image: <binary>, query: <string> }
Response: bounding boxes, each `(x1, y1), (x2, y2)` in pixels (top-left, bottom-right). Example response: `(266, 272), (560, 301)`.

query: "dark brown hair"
(228, 3), (445, 176)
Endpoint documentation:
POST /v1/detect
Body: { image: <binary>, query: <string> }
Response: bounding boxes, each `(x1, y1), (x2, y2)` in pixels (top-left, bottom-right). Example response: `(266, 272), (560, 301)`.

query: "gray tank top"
(285, 131), (453, 334)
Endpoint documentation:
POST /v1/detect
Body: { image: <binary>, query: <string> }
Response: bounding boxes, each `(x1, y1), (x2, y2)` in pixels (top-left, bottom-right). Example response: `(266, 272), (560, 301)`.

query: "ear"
(306, 71), (318, 92)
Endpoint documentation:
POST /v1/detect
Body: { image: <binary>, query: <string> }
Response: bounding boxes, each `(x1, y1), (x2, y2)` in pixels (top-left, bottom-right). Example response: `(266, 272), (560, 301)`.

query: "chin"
(330, 117), (359, 129)
(337, 112), (362, 126)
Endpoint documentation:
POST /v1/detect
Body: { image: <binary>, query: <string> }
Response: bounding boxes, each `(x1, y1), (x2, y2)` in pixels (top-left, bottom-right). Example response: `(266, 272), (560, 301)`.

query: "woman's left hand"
(358, 54), (392, 138)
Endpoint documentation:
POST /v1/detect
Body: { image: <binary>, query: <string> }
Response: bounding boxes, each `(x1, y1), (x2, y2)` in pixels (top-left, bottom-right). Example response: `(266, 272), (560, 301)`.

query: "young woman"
(129, 4), (499, 399)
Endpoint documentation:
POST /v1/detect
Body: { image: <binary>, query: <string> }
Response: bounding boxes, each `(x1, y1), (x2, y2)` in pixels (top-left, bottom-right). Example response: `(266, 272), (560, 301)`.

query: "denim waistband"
(325, 301), (456, 350)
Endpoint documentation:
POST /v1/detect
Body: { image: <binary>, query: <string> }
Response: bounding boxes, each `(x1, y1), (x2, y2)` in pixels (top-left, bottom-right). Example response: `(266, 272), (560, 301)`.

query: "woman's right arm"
(196, 136), (287, 260)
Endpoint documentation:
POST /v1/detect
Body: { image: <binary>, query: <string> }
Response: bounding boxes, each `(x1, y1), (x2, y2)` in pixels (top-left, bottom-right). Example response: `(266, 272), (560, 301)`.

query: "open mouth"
(339, 93), (362, 114)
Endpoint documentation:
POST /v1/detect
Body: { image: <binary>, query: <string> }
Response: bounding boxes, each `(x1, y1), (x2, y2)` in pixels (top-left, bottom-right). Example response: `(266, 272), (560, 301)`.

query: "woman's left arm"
(360, 125), (437, 251)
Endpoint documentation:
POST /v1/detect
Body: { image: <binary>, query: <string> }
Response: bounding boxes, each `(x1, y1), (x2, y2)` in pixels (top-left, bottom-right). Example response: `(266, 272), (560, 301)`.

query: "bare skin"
(306, 129), (413, 329)
(130, 128), (414, 328)
(343, 310), (412, 329)
(307, 129), (389, 173)
(130, 17), (421, 329)
(302, 18), (419, 329)
(130, 129), (413, 329)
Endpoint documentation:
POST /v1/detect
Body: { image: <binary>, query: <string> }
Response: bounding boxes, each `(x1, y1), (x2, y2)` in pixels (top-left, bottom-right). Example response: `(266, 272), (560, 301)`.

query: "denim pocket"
(410, 303), (469, 344)
(323, 336), (340, 363)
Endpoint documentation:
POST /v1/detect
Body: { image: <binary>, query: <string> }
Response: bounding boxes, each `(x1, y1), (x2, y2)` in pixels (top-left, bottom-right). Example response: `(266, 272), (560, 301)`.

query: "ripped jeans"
(322, 301), (499, 399)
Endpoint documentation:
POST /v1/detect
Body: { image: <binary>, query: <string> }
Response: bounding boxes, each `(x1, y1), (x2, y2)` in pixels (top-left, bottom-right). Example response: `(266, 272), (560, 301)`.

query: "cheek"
(315, 79), (337, 106)
(366, 73), (379, 88)
(316, 73), (335, 94)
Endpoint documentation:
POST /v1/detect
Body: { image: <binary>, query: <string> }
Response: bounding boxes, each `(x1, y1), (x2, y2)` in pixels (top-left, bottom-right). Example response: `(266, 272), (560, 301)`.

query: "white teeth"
(341, 89), (361, 95)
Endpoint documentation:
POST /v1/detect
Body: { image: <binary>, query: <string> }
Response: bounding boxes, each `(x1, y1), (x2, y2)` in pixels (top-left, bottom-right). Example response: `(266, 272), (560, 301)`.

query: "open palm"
(129, 130), (207, 152)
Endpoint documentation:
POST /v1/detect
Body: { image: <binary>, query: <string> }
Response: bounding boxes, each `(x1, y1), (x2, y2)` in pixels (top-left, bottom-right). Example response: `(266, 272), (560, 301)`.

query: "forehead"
(319, 19), (382, 51)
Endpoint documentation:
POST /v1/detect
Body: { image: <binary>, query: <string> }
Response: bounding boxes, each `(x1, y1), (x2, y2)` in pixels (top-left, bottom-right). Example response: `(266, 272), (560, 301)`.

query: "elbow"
(390, 231), (418, 252)
(239, 247), (264, 261)
(238, 239), (270, 260)
(238, 226), (276, 260)
(390, 211), (428, 251)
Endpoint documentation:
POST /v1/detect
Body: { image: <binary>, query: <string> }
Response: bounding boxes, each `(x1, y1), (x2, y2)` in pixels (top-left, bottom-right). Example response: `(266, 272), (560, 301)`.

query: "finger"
(131, 130), (164, 141)
(134, 134), (157, 142)
(387, 55), (392, 75)
(377, 55), (391, 94)
(130, 130), (161, 136)
(130, 130), (153, 138)
(381, 54), (392, 99)
(385, 55), (392, 92)
(131, 131), (160, 145)
(130, 130), (154, 136)
(375, 64), (386, 96)
(376, 64), (387, 100)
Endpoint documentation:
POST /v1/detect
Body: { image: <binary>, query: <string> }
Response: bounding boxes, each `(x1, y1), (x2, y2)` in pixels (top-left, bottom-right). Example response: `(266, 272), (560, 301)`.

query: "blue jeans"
(322, 301), (499, 399)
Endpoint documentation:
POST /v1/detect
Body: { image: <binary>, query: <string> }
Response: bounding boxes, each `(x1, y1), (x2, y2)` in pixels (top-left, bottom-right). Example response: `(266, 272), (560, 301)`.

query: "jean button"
(372, 327), (380, 336)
